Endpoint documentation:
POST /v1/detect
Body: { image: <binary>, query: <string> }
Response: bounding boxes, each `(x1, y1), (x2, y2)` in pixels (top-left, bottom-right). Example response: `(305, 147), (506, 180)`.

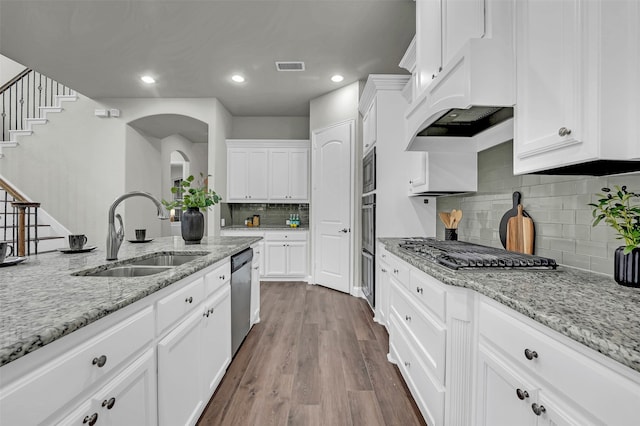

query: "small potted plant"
(163, 173), (221, 244)
(589, 185), (640, 286)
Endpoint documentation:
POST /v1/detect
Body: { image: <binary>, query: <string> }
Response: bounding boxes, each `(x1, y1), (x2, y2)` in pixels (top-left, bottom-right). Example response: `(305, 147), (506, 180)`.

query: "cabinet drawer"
(410, 269), (446, 323)
(390, 279), (446, 383)
(204, 261), (230, 297)
(479, 300), (640, 423)
(0, 307), (154, 426)
(157, 277), (205, 335)
(390, 312), (445, 426)
(383, 252), (409, 286)
(265, 231), (307, 241)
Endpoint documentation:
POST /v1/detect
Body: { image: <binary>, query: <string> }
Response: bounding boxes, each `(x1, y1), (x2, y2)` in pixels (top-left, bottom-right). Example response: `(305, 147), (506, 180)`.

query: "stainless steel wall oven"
(361, 193), (375, 308)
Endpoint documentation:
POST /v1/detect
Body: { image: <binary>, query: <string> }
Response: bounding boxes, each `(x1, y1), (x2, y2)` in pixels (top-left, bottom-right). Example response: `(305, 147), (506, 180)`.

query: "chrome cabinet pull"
(102, 397), (116, 409)
(405, 315), (412, 322)
(185, 296), (193, 304)
(531, 403), (546, 416)
(404, 361), (411, 368)
(92, 355), (107, 368)
(416, 287), (423, 294)
(516, 388), (529, 400)
(558, 127), (572, 137)
(524, 348), (538, 360)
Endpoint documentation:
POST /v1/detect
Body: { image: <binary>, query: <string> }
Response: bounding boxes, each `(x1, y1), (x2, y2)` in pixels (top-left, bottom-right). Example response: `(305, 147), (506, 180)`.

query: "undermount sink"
(128, 253), (204, 267)
(74, 252), (207, 278)
(84, 265), (173, 277)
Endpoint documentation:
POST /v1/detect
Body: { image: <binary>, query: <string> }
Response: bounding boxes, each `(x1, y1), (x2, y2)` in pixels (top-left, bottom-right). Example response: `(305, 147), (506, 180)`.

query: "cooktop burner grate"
(398, 238), (557, 270)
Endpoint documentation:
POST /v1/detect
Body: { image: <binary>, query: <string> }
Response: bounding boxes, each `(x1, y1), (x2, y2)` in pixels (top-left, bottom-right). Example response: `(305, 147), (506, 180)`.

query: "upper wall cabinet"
(362, 98), (377, 157)
(226, 140), (309, 203)
(268, 147), (309, 202)
(513, 0), (640, 175)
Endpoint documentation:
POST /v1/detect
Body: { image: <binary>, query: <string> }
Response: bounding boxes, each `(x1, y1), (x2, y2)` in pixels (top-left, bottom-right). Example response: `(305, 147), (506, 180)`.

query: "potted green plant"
(163, 173), (221, 244)
(589, 185), (640, 286)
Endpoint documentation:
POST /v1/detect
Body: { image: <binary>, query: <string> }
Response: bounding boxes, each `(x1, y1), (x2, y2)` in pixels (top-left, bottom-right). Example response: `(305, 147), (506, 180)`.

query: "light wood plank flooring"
(197, 282), (426, 426)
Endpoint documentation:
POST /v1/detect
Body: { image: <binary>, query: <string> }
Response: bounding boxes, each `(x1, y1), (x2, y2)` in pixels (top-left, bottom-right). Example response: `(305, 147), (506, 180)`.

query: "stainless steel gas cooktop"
(398, 238), (557, 271)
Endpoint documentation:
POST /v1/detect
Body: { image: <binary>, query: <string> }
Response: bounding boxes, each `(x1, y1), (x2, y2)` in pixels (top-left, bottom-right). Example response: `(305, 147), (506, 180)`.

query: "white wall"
(0, 95), (231, 247)
(0, 54), (26, 86)
(231, 116), (309, 139)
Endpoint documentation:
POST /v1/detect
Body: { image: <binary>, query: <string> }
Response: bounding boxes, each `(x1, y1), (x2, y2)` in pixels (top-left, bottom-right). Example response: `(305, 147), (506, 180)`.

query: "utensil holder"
(444, 228), (458, 241)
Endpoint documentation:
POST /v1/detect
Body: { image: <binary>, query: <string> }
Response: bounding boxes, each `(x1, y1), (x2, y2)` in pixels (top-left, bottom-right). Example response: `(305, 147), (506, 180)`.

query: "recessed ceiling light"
(231, 74), (245, 83)
(140, 75), (156, 84)
(331, 74), (344, 83)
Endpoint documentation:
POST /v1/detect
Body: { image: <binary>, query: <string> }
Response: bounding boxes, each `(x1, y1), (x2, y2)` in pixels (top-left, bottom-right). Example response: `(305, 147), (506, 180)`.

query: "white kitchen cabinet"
(226, 147), (269, 201)
(375, 243), (392, 328)
(251, 242), (261, 324)
(157, 307), (204, 426)
(477, 297), (640, 425)
(58, 348), (157, 426)
(227, 140), (310, 203)
(268, 147), (309, 202)
(263, 231), (308, 279)
(408, 151), (477, 195)
(362, 98), (377, 156)
(201, 285), (231, 398)
(513, 0), (640, 174)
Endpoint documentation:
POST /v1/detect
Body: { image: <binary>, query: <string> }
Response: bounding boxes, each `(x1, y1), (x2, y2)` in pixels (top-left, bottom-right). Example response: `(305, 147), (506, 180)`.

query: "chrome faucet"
(106, 191), (169, 260)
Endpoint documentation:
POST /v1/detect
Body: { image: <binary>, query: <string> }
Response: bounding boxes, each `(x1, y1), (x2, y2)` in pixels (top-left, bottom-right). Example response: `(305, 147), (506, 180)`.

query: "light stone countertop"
(221, 225), (309, 231)
(0, 236), (261, 367)
(380, 238), (640, 374)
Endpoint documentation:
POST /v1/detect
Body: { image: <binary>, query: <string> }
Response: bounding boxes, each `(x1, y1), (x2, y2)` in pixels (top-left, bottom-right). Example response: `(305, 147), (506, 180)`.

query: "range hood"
(404, 38), (515, 152)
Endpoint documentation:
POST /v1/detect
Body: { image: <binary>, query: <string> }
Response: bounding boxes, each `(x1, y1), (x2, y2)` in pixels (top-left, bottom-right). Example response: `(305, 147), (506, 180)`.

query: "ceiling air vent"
(275, 61), (305, 71)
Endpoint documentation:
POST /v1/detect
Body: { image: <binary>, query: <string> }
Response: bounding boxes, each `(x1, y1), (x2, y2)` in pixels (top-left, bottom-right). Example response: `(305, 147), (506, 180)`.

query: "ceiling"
(0, 0), (415, 117)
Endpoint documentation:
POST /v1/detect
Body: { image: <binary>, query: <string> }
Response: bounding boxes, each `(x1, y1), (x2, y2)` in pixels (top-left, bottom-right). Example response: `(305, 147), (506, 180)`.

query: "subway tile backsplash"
(437, 141), (640, 276)
(222, 203), (309, 227)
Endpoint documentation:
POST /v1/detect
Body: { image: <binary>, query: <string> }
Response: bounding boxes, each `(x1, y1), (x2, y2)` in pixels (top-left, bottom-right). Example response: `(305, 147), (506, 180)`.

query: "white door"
(312, 120), (353, 293)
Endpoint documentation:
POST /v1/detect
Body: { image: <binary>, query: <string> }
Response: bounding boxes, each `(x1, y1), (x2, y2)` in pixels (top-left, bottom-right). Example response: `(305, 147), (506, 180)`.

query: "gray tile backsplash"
(437, 141), (640, 276)
(222, 203), (309, 227)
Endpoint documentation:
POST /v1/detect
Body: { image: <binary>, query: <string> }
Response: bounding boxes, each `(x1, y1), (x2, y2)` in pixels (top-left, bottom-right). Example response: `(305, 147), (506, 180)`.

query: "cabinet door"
(535, 390), (597, 426)
(514, 0), (583, 170)
(201, 286), (231, 398)
(476, 348), (537, 426)
(416, 0), (442, 93)
(409, 152), (428, 192)
(157, 310), (204, 426)
(227, 149), (248, 200)
(251, 259), (261, 323)
(441, 0), (485, 67)
(95, 349), (157, 426)
(287, 241), (308, 276)
(376, 258), (391, 327)
(264, 241), (287, 276)
(288, 149), (309, 201)
(362, 100), (377, 154)
(269, 149), (290, 200)
(247, 149), (268, 200)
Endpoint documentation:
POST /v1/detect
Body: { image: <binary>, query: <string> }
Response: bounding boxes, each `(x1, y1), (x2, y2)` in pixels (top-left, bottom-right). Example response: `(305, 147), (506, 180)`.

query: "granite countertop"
(380, 238), (640, 374)
(222, 225), (309, 231)
(0, 236), (261, 367)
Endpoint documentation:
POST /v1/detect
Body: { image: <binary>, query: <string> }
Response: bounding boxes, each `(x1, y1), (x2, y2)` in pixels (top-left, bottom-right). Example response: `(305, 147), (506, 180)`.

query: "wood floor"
(197, 281), (426, 426)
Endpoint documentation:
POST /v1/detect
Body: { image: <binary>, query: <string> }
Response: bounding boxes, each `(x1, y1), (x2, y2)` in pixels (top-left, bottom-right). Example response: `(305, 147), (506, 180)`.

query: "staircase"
(1, 68), (78, 158)
(0, 178), (66, 255)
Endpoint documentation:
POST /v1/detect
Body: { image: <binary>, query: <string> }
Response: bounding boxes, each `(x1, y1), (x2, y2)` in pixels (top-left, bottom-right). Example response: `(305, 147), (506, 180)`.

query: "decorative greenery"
(162, 173), (221, 212)
(589, 185), (640, 254)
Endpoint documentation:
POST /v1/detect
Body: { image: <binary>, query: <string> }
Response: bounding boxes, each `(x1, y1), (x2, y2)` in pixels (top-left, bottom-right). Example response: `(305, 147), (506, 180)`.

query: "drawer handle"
(209, 308), (214, 314)
(558, 127), (572, 137)
(219, 275), (226, 280)
(404, 361), (410, 368)
(393, 268), (399, 274)
(381, 268), (387, 273)
(531, 403), (546, 416)
(524, 348), (538, 360)
(83, 413), (98, 425)
(92, 355), (107, 368)
(102, 397), (116, 409)
(405, 315), (411, 322)
(516, 388), (529, 400)
(185, 296), (193, 304)
(204, 311), (210, 317)
(382, 254), (386, 258)
(416, 286), (423, 294)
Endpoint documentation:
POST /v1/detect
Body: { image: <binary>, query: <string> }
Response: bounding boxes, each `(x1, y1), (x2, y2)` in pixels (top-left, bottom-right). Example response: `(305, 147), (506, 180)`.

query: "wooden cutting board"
(499, 191), (532, 249)
(506, 204), (534, 254)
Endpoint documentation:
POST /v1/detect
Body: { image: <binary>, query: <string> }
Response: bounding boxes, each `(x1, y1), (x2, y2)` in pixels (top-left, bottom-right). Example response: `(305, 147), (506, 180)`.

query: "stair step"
(56, 94), (78, 102)
(9, 129), (32, 137)
(25, 118), (48, 126)
(0, 141), (18, 148)
(39, 106), (63, 114)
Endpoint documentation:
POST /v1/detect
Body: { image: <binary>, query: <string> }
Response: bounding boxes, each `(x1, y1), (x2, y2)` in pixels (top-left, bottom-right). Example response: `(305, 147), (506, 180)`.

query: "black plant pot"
(614, 247), (640, 287)
(181, 207), (204, 245)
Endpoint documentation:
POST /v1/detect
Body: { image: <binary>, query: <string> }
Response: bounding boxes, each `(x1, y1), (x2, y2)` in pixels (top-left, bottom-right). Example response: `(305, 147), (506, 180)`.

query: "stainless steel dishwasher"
(231, 248), (253, 356)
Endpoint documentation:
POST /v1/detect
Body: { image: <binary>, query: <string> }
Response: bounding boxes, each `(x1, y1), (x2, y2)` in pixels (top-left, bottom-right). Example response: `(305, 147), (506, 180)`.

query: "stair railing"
(1, 67), (73, 141)
(0, 177), (39, 256)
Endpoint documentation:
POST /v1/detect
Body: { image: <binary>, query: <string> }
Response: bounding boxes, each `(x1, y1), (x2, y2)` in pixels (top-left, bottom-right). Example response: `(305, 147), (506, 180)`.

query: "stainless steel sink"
(128, 253), (204, 267)
(84, 265), (173, 277)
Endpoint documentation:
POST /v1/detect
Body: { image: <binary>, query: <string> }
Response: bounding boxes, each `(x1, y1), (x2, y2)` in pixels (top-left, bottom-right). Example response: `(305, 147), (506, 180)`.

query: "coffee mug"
(135, 229), (147, 241)
(0, 242), (14, 263)
(69, 234), (88, 250)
